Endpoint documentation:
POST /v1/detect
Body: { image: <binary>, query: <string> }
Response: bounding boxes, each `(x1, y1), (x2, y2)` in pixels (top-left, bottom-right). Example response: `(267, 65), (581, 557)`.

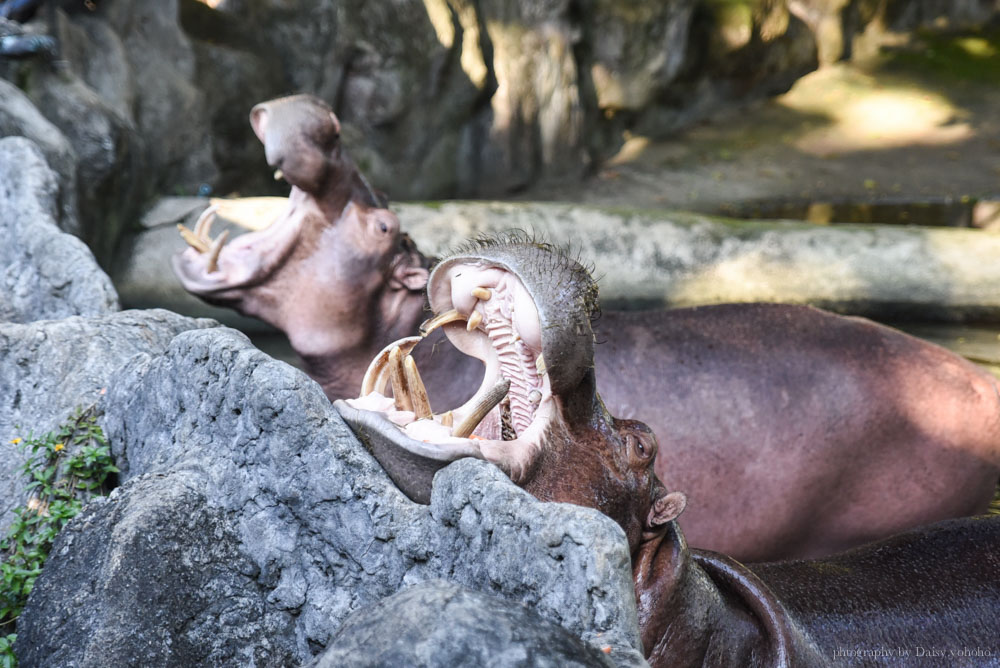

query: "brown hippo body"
(635, 515), (1000, 667)
(595, 304), (1000, 560)
(174, 94), (1000, 562)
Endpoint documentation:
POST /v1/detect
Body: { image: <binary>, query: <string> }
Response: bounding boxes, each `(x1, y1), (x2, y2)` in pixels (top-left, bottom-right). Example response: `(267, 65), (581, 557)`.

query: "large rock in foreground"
(16, 327), (646, 667)
(0, 137), (118, 323)
(311, 580), (616, 668)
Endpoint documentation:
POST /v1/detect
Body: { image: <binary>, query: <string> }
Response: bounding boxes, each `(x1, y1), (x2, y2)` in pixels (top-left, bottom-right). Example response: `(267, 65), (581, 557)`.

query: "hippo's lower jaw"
(337, 262), (556, 503)
(172, 188), (313, 299)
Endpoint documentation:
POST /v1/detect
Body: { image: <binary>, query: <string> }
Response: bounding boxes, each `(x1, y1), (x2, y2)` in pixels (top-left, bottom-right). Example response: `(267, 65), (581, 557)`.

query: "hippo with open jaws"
(333, 240), (1000, 667)
(174, 94), (1000, 562)
(336, 236), (671, 552)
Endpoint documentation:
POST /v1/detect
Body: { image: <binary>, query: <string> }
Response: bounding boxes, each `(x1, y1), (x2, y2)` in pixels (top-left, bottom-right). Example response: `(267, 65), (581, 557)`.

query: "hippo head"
(335, 236), (685, 550)
(172, 95), (428, 357)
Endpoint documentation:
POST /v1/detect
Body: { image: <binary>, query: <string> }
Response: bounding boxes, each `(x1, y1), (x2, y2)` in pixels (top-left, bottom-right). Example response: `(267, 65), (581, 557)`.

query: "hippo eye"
(379, 221), (388, 233)
(627, 434), (645, 457)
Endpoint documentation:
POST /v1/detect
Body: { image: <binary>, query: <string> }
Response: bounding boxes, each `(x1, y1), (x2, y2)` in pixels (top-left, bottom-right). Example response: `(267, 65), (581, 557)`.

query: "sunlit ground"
(531, 28), (1000, 217)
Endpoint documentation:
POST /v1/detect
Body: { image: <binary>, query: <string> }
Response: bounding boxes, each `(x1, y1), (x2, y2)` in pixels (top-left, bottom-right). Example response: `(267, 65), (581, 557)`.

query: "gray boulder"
(0, 308), (216, 536)
(310, 580), (618, 668)
(16, 327), (646, 666)
(0, 81), (80, 236)
(0, 137), (118, 323)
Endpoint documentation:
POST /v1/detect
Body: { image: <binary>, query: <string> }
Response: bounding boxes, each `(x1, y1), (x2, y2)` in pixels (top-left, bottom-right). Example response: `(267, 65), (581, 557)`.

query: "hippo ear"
(328, 111), (341, 137)
(647, 491), (687, 529)
(390, 263), (429, 292)
(249, 107), (267, 143)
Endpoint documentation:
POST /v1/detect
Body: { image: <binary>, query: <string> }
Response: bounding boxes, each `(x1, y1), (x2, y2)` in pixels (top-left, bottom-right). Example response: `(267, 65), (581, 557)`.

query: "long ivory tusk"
(360, 336), (422, 396)
(388, 346), (413, 412)
(178, 224), (210, 253)
(453, 378), (510, 438)
(205, 229), (229, 274)
(466, 310), (483, 332)
(404, 355), (432, 419)
(419, 309), (467, 337)
(194, 204), (219, 241)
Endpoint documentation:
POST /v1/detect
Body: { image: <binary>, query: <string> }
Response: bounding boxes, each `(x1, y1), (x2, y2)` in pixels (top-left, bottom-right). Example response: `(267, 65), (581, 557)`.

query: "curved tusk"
(471, 287), (492, 301)
(404, 355), (432, 419)
(388, 346), (412, 412)
(177, 224), (210, 253)
(453, 378), (510, 438)
(360, 336), (422, 397)
(419, 309), (467, 337)
(205, 229), (229, 274)
(193, 204), (219, 241)
(466, 310), (483, 332)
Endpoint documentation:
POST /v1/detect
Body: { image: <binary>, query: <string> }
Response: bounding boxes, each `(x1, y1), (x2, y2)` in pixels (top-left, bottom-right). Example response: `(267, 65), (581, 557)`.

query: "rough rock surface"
(310, 580), (617, 668)
(0, 81), (80, 236)
(0, 137), (118, 323)
(16, 327), (646, 667)
(0, 309), (216, 536)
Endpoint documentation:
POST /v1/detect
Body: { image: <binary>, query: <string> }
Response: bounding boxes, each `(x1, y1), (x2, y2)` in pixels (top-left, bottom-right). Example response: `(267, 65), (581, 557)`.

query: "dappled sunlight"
(779, 65), (972, 156)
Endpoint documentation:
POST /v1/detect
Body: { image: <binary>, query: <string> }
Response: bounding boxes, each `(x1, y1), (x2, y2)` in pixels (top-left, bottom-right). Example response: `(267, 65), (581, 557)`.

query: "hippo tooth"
(177, 224), (210, 253)
(453, 378), (510, 438)
(360, 336), (422, 396)
(273, 169), (284, 181)
(205, 229), (230, 274)
(193, 204), (219, 241)
(471, 287), (492, 301)
(535, 354), (546, 376)
(419, 309), (466, 337)
(388, 346), (413, 413)
(440, 410), (454, 427)
(404, 355), (432, 419)
(466, 310), (483, 332)
(528, 389), (541, 404)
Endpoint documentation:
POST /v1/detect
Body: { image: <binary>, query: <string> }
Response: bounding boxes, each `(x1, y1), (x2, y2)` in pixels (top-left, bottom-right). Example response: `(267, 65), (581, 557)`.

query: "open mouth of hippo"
(171, 190), (311, 296)
(336, 251), (573, 503)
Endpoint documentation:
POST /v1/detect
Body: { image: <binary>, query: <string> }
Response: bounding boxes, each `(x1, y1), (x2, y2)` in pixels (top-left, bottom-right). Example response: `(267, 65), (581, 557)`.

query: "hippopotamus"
(330, 240), (1000, 668)
(334, 237), (670, 552)
(634, 505), (1000, 667)
(173, 94), (1000, 561)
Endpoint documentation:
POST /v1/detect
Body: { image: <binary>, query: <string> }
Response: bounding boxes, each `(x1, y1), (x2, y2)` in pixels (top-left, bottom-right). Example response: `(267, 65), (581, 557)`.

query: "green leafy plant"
(0, 405), (118, 665)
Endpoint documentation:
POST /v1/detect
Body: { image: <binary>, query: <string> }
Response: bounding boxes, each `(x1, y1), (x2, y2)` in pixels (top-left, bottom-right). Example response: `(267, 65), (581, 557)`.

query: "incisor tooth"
(360, 337), (421, 396)
(453, 378), (510, 438)
(206, 229), (229, 274)
(535, 355), (546, 376)
(273, 169), (284, 181)
(471, 287), (492, 301)
(194, 204), (218, 240)
(388, 346), (413, 412)
(404, 355), (432, 419)
(178, 225), (210, 253)
(466, 310), (483, 332)
(440, 411), (453, 427)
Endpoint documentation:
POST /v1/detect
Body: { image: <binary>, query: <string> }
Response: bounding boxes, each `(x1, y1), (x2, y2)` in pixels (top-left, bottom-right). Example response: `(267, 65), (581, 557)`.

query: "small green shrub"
(0, 405), (118, 665)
